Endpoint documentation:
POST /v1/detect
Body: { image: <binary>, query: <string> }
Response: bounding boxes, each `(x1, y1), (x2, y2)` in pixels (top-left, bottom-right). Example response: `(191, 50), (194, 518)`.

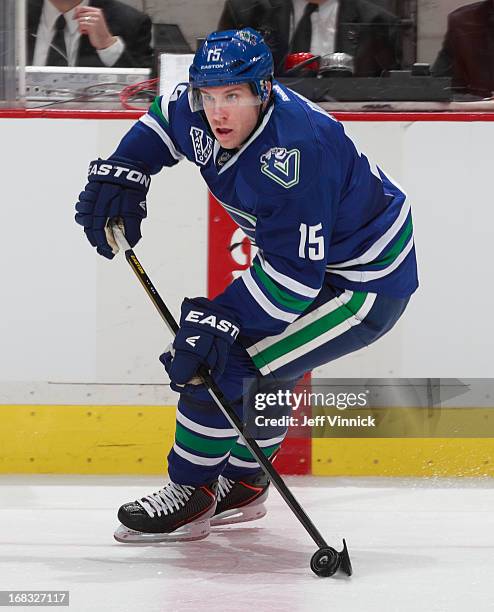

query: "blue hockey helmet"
(189, 28), (274, 111)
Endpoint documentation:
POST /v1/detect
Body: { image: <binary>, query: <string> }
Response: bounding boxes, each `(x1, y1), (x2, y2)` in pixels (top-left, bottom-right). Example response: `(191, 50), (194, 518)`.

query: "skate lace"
(217, 476), (235, 502)
(139, 482), (196, 518)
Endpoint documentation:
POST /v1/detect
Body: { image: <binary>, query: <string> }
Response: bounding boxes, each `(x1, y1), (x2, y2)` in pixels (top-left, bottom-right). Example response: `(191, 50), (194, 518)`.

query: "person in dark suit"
(432, 0), (494, 97)
(217, 0), (402, 76)
(28, 0), (153, 68)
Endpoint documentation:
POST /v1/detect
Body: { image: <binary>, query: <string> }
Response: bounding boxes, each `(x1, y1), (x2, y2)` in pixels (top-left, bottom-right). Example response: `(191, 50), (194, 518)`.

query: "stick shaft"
(113, 227), (329, 548)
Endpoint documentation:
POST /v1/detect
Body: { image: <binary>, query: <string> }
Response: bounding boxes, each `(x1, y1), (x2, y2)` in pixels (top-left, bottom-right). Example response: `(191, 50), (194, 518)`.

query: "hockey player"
(75, 28), (418, 542)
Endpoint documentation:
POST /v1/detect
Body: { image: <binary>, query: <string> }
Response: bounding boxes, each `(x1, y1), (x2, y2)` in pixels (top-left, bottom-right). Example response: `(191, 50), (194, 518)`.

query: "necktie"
(290, 2), (319, 53)
(46, 14), (68, 66)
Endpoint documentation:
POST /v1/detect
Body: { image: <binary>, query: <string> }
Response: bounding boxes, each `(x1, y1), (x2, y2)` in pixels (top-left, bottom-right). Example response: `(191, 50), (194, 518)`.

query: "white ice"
(1, 475), (493, 612)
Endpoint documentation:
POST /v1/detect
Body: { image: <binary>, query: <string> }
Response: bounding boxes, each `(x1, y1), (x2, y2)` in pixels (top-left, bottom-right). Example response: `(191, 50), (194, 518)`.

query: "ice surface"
(1, 475), (493, 612)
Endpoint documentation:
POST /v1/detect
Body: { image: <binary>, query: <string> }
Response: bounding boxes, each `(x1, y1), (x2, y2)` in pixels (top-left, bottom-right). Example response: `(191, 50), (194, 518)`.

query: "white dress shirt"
(292, 0), (340, 57)
(32, 0), (124, 67)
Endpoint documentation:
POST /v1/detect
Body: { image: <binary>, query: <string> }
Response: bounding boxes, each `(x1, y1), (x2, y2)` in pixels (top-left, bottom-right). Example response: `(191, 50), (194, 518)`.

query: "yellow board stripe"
(0, 405), (176, 474)
(313, 438), (494, 477)
(311, 406), (494, 437)
(3, 405), (494, 477)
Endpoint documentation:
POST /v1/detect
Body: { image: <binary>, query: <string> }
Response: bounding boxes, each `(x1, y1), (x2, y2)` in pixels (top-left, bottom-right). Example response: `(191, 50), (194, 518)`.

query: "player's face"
(200, 83), (263, 149)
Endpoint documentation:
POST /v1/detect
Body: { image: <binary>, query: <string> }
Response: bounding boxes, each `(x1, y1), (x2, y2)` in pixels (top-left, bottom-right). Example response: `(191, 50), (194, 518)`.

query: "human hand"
(75, 6), (116, 50)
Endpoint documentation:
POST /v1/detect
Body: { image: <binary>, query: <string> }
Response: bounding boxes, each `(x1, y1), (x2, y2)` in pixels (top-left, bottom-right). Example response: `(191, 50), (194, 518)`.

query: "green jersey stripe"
(176, 409), (236, 438)
(243, 269), (299, 323)
(327, 238), (414, 282)
(150, 97), (169, 127)
(253, 263), (313, 313)
(255, 293), (376, 375)
(251, 291), (368, 368)
(368, 215), (413, 268)
(328, 199), (411, 269)
(247, 290), (353, 355)
(231, 442), (280, 461)
(173, 443), (230, 467)
(175, 423), (236, 456)
(258, 253), (320, 298)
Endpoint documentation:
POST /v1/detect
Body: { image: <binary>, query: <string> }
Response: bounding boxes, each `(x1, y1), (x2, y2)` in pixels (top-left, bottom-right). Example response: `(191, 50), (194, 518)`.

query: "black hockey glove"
(75, 158), (150, 259)
(160, 298), (240, 393)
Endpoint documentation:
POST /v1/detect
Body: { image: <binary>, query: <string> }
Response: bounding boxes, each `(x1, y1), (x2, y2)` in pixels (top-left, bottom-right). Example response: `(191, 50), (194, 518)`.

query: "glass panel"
(18, 1), (494, 112)
(0, 0), (25, 108)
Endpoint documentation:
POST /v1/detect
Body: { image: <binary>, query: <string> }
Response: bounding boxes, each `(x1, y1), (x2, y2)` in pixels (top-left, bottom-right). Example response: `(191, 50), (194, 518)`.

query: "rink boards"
(2, 402), (494, 477)
(1, 110), (494, 477)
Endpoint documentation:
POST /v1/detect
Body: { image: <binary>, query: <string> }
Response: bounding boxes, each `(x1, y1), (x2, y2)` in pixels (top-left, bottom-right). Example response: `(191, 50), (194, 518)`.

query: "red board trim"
(332, 112), (494, 122)
(2, 109), (494, 122)
(0, 109), (144, 120)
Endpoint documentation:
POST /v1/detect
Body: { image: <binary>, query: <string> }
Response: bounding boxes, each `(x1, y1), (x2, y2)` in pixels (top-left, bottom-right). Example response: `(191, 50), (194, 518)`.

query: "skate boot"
(114, 480), (217, 543)
(211, 472), (270, 526)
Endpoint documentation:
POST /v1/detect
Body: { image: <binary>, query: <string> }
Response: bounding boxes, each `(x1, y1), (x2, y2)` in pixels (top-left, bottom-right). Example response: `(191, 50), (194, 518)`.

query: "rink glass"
(1, 1), (488, 111)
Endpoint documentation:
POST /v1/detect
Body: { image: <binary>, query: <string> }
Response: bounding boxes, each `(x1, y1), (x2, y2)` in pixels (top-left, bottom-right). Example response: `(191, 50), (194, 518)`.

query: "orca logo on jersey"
(190, 127), (213, 166)
(260, 147), (300, 189)
(185, 310), (240, 339)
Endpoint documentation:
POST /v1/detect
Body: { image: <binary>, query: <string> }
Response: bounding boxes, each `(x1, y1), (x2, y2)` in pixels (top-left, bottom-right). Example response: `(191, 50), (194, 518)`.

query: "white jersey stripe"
(160, 96), (169, 122)
(242, 269), (299, 323)
(328, 238), (414, 281)
(228, 455), (260, 469)
(221, 202), (257, 226)
(176, 409), (237, 438)
(256, 293), (377, 375)
(236, 434), (286, 448)
(139, 114), (184, 161)
(247, 290), (354, 356)
(213, 140), (223, 165)
(258, 252), (320, 298)
(328, 199), (411, 269)
(173, 443), (230, 466)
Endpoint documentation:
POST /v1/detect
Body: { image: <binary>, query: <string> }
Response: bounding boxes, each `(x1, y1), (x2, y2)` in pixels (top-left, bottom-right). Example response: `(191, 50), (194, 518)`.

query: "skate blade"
(211, 502), (267, 527)
(114, 518), (211, 543)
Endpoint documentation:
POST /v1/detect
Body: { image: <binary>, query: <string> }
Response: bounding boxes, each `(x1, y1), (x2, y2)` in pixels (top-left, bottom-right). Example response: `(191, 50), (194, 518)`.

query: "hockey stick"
(110, 221), (352, 578)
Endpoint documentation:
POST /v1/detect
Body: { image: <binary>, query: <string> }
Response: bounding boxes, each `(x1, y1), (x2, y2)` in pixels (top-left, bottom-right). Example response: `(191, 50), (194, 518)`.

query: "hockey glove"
(160, 298), (240, 393)
(75, 158), (150, 259)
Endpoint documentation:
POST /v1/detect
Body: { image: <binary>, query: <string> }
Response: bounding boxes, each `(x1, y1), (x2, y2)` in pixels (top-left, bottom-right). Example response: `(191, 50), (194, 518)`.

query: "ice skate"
(114, 480), (217, 543)
(211, 473), (270, 526)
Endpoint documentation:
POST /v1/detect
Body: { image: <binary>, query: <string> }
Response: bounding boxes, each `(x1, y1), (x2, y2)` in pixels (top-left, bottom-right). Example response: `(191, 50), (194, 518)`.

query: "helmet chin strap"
(244, 94), (273, 146)
(240, 79), (273, 148)
(229, 88), (273, 150)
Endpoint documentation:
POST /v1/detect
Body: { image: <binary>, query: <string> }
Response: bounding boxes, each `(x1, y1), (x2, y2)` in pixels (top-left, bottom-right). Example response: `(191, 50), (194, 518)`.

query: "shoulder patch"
(190, 126), (213, 166)
(260, 147), (300, 189)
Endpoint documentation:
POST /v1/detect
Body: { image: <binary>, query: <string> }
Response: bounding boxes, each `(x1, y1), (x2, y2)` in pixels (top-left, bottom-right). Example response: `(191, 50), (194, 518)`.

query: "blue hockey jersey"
(113, 81), (418, 337)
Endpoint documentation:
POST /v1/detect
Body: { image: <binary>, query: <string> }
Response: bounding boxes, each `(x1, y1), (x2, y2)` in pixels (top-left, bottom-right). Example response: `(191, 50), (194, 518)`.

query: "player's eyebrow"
(200, 86), (243, 95)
